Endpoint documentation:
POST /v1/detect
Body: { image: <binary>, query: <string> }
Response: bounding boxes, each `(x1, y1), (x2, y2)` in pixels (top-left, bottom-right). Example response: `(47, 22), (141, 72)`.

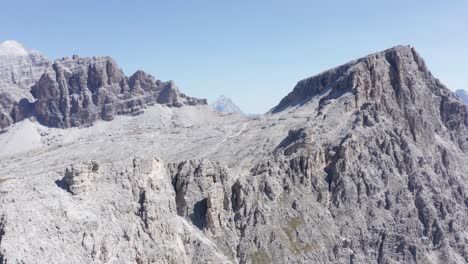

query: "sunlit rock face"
(0, 41), (206, 129)
(31, 56), (206, 128)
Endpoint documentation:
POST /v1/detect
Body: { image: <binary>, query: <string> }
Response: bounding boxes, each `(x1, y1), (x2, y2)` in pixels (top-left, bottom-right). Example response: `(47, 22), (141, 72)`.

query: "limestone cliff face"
(260, 45), (468, 263)
(30, 56), (206, 127)
(275, 46), (466, 151)
(0, 41), (206, 129)
(0, 92), (16, 129)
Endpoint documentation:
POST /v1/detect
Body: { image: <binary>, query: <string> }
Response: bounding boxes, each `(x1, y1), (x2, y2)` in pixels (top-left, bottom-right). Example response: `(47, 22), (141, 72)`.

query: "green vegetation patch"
(250, 250), (271, 264)
(283, 217), (314, 255)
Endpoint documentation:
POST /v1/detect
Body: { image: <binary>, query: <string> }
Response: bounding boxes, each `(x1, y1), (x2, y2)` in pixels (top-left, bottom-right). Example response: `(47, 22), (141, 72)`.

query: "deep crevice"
(136, 190), (148, 228)
(377, 231), (386, 264)
(190, 198), (208, 230)
(0, 216), (6, 264)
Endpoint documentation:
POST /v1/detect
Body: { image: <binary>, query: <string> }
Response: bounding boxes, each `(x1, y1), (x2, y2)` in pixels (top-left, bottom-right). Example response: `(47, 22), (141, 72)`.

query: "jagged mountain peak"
(211, 95), (244, 114)
(272, 44), (466, 150)
(273, 45), (432, 112)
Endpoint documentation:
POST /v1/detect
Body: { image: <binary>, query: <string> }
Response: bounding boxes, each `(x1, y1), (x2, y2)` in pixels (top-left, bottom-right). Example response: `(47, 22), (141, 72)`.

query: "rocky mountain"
(30, 55), (206, 128)
(456, 89), (468, 104)
(211, 95), (244, 114)
(0, 41), (206, 129)
(0, 45), (467, 264)
(0, 40), (52, 128)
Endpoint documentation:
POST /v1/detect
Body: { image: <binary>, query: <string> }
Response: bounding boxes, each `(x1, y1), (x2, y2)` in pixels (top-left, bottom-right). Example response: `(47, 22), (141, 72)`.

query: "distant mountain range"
(455, 89), (468, 104)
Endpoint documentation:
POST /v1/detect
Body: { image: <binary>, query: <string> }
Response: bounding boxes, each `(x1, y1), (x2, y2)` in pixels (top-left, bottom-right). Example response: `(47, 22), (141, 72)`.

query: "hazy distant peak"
(211, 95), (244, 114)
(0, 40), (29, 57)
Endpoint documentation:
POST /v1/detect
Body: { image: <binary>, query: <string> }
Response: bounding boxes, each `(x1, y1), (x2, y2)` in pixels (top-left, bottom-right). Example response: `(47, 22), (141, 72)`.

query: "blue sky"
(1, 0), (467, 113)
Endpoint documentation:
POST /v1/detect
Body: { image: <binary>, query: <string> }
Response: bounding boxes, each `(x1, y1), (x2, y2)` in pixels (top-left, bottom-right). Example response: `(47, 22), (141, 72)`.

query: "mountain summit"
(274, 45), (435, 111)
(0, 45), (466, 264)
(211, 95), (244, 114)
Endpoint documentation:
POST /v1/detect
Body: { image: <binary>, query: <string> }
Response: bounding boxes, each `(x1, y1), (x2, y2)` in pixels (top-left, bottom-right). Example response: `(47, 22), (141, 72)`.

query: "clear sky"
(1, 0), (467, 113)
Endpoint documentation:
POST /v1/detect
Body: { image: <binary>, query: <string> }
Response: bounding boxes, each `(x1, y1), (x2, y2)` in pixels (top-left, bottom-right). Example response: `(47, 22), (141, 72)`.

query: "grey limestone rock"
(0, 41), (206, 129)
(31, 56), (206, 128)
(62, 161), (100, 195)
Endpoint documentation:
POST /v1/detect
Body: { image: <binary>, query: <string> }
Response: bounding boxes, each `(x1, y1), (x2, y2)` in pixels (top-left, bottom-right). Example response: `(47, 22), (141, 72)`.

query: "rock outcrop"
(169, 160), (232, 230)
(61, 161), (100, 195)
(0, 92), (16, 129)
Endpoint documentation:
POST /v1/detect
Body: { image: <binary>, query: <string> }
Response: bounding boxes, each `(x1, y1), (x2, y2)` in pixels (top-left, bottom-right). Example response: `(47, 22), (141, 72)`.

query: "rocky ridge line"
(28, 55), (206, 128)
(0, 41), (207, 129)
